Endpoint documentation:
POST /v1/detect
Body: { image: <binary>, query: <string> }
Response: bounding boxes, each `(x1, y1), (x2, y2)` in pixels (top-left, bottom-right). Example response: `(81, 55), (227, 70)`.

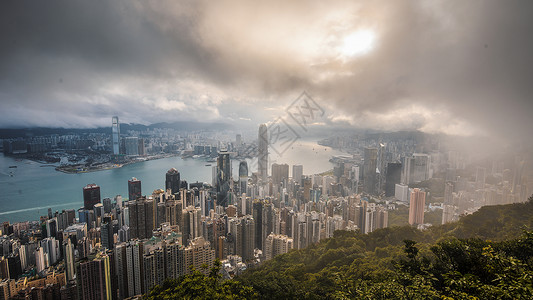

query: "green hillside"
(146, 197), (533, 299)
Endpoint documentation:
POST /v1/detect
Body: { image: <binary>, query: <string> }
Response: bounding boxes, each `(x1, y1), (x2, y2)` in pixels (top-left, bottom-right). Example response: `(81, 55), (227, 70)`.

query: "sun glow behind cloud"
(339, 29), (376, 58)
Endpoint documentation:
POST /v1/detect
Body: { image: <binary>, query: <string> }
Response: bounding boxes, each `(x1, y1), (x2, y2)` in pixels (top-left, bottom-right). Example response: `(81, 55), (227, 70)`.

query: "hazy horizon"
(2, 1), (533, 144)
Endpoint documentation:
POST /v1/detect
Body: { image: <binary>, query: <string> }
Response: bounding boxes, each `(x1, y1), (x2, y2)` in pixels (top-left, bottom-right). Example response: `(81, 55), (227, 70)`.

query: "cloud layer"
(1, 0), (532, 141)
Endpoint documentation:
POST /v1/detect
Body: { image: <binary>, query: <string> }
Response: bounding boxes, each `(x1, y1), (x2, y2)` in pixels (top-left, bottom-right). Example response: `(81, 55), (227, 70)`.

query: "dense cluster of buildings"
(322, 133), (533, 228)
(0, 123), (392, 299)
(2, 122), (531, 299)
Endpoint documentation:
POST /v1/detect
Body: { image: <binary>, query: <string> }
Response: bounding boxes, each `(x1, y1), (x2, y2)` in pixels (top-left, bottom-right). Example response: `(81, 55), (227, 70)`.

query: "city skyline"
(1, 1), (532, 144)
(2, 2), (533, 298)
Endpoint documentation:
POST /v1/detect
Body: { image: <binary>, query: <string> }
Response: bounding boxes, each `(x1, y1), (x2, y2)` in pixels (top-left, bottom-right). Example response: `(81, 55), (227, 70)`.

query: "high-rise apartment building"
(78, 253), (113, 300)
(409, 188), (426, 225)
(182, 237), (215, 276)
(128, 197), (154, 240)
(264, 233), (293, 260)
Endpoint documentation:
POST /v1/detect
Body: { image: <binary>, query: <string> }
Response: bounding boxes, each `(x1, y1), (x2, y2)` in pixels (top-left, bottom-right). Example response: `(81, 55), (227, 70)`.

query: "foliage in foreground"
(144, 260), (257, 300)
(237, 198), (533, 299)
(146, 198), (533, 299)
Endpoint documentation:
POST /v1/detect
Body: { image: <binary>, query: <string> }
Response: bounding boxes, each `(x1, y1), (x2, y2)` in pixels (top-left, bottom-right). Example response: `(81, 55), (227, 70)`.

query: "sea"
(0, 140), (345, 223)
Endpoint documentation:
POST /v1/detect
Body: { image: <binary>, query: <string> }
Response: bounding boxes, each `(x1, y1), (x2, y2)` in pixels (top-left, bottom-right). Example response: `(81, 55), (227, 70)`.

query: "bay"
(0, 140), (345, 223)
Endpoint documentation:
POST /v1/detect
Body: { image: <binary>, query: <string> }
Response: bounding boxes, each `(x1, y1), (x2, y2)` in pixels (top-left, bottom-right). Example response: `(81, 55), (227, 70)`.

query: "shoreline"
(54, 153), (181, 174)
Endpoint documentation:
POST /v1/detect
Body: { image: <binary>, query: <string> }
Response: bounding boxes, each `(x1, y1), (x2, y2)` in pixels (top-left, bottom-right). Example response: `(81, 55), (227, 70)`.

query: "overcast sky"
(1, 0), (532, 142)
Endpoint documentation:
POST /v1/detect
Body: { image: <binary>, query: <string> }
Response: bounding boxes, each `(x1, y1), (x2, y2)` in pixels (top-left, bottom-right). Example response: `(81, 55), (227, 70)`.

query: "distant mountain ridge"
(0, 121), (233, 139)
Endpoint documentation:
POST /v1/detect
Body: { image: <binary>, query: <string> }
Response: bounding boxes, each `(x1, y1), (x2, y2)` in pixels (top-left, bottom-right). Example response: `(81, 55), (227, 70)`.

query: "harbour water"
(0, 140), (345, 223)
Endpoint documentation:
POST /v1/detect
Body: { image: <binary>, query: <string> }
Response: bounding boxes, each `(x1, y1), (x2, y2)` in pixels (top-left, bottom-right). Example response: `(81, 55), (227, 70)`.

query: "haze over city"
(1, 0), (533, 143)
(2, 1), (533, 300)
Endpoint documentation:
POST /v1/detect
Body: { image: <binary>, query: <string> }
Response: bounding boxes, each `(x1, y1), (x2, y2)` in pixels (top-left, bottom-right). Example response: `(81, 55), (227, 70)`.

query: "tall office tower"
(124, 137), (139, 156)
(264, 233), (294, 260)
(258, 124), (268, 182)
(292, 164), (303, 185)
(377, 143), (386, 193)
(216, 151), (232, 207)
(239, 161), (248, 194)
(236, 134), (242, 146)
(79, 254), (113, 300)
(128, 177), (142, 200)
(385, 162), (402, 197)
(272, 163), (289, 185)
(63, 239), (76, 281)
(363, 147), (378, 195)
(413, 153), (431, 182)
(403, 154), (431, 184)
(165, 168), (181, 195)
(112, 116), (120, 155)
(83, 184), (101, 210)
(408, 188), (426, 225)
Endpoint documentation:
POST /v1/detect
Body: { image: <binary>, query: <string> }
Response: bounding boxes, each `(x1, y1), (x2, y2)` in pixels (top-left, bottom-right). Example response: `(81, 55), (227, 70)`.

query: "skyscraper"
(79, 254), (113, 300)
(124, 137), (139, 156)
(239, 161), (248, 194)
(63, 239), (76, 282)
(83, 184), (101, 210)
(402, 154), (431, 184)
(128, 197), (154, 240)
(216, 151), (231, 207)
(292, 164), (303, 185)
(363, 147), (378, 195)
(409, 188), (426, 225)
(385, 162), (402, 197)
(264, 233), (293, 260)
(272, 163), (289, 185)
(165, 168), (180, 195)
(128, 177), (142, 200)
(258, 124), (268, 182)
(112, 116), (120, 155)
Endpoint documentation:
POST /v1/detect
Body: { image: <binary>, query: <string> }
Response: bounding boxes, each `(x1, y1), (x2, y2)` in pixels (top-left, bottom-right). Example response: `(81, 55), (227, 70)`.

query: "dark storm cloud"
(0, 0), (532, 141)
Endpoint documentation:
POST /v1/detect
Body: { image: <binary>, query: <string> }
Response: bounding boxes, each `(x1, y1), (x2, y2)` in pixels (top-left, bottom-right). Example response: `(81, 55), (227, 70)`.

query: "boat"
(9, 165), (17, 168)
(205, 164), (212, 166)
